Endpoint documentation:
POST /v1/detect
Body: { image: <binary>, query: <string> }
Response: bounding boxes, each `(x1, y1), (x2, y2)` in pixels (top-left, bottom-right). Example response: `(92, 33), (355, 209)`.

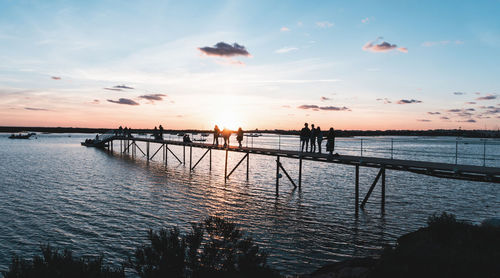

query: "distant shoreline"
(1, 126), (499, 138)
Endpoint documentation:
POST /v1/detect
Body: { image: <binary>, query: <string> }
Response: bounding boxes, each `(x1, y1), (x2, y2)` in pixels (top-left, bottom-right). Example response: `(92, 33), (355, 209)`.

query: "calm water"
(0, 133), (498, 275)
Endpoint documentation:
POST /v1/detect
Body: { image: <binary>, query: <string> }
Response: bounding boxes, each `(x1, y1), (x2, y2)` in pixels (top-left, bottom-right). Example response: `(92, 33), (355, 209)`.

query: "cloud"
(298, 104), (349, 111)
(275, 47), (299, 54)
(363, 37), (408, 53)
(281, 105), (291, 108)
(107, 98), (139, 105)
(453, 92), (465, 95)
(397, 99), (422, 104)
(427, 112), (441, 115)
(316, 21), (334, 28)
(476, 94), (497, 100)
(51, 76), (61, 80)
(447, 109), (461, 112)
(458, 119), (476, 123)
(440, 116), (450, 120)
(376, 98), (392, 104)
(198, 42), (250, 57)
(113, 85), (134, 90)
(417, 119), (431, 122)
(280, 27), (290, 32)
(138, 94), (167, 102)
(320, 96), (330, 101)
(104, 87), (123, 91)
(25, 107), (49, 111)
(465, 102), (476, 104)
(92, 99), (100, 104)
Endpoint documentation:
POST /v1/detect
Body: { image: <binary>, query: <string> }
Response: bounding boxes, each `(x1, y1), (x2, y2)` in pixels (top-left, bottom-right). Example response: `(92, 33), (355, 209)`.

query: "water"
(0, 133), (498, 275)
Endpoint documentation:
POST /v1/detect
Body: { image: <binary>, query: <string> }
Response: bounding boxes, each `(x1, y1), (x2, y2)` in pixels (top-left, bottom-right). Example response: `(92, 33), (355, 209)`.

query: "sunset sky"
(1, 0), (499, 130)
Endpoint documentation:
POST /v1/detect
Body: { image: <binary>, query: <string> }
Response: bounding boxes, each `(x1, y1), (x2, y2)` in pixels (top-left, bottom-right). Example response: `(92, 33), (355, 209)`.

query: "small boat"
(8, 133), (32, 139)
(177, 133), (184, 136)
(245, 133), (262, 137)
(193, 138), (207, 142)
(201, 133), (209, 137)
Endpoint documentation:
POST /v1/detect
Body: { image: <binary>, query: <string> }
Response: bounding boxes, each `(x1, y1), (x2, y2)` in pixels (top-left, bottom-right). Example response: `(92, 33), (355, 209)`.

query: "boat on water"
(245, 133), (262, 137)
(201, 133), (209, 137)
(193, 138), (207, 142)
(8, 133), (33, 139)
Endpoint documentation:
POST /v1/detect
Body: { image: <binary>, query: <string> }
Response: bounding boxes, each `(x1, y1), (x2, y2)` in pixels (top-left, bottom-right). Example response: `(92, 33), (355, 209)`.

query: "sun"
(214, 109), (242, 131)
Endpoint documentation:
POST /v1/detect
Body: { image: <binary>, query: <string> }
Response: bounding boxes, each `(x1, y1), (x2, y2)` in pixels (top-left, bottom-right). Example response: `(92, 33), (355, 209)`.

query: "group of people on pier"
(151, 125), (164, 140)
(213, 125), (244, 148)
(115, 126), (133, 138)
(300, 123), (336, 155)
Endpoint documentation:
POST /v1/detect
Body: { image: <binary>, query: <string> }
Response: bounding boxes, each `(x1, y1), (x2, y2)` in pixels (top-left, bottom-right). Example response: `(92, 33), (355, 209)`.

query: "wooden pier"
(87, 135), (500, 215)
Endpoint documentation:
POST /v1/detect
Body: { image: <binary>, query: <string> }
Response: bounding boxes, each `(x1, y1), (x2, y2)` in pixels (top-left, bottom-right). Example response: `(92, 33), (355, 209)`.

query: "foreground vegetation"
(4, 213), (499, 277)
(3, 216), (278, 278)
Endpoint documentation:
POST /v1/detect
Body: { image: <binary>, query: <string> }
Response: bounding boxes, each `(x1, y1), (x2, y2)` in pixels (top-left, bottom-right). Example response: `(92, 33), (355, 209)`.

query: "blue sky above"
(0, 0), (499, 129)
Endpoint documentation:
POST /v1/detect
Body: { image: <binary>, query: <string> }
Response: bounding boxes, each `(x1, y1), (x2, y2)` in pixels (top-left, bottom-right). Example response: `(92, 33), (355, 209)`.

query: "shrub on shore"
(3, 245), (124, 278)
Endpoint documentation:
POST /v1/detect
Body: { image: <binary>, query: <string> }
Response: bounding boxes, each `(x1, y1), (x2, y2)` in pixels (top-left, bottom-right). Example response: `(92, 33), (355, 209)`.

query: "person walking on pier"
(237, 127), (244, 148)
(326, 127), (336, 155)
(213, 125), (220, 146)
(310, 124), (317, 152)
(300, 123), (310, 152)
(316, 126), (323, 153)
(222, 127), (231, 148)
(159, 125), (164, 139)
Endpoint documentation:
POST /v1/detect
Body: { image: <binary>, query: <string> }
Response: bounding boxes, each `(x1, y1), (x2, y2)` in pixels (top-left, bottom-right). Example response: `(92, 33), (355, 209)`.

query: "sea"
(0, 133), (498, 275)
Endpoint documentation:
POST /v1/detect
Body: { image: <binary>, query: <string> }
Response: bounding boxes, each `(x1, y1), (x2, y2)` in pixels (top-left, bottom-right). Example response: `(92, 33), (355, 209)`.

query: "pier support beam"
(276, 156), (280, 195)
(191, 148), (211, 170)
(246, 152), (249, 180)
(209, 149), (212, 171)
(183, 145), (185, 165)
(189, 145), (192, 170)
(149, 144), (163, 160)
(224, 148), (228, 182)
(298, 156), (302, 189)
(360, 167), (385, 210)
(146, 141), (150, 160)
(166, 146), (182, 164)
(355, 165), (359, 216)
(226, 153), (249, 179)
(277, 160), (297, 188)
(381, 167), (386, 212)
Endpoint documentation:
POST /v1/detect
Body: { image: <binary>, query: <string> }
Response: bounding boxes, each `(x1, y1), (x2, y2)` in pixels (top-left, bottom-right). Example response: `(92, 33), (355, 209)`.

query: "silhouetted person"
(222, 128), (231, 148)
(153, 126), (158, 139)
(213, 125), (220, 146)
(316, 126), (323, 153)
(310, 124), (317, 152)
(236, 127), (244, 148)
(300, 123), (310, 152)
(326, 127), (336, 155)
(118, 126), (123, 135)
(159, 125), (164, 139)
(183, 134), (192, 143)
(124, 127), (128, 137)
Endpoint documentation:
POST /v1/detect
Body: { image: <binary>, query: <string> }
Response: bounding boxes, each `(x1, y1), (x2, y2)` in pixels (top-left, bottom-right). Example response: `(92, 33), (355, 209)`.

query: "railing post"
(381, 167), (385, 212)
(209, 148), (212, 171)
(360, 139), (363, 157)
(183, 145), (185, 165)
(391, 138), (393, 159)
(189, 145), (192, 170)
(483, 140), (486, 167)
(224, 148), (228, 182)
(246, 152), (249, 180)
(278, 134), (281, 150)
(455, 140), (458, 164)
(298, 156), (302, 189)
(276, 155), (280, 195)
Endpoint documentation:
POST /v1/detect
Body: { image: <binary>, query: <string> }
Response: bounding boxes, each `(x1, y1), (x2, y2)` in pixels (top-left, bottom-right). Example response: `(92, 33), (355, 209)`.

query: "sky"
(0, 0), (499, 130)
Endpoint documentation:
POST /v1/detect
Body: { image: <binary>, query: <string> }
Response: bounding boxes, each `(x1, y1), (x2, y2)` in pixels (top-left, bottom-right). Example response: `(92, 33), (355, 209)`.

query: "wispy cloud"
(397, 99), (422, 104)
(417, 119), (431, 122)
(107, 98), (139, 105)
(427, 112), (441, 115)
(376, 98), (392, 104)
(280, 27), (290, 32)
(275, 47), (299, 54)
(114, 85), (134, 90)
(138, 94), (167, 103)
(458, 119), (476, 123)
(476, 94), (497, 100)
(25, 107), (50, 111)
(465, 101), (476, 104)
(51, 76), (61, 80)
(298, 104), (349, 111)
(440, 116), (450, 120)
(104, 87), (123, 91)
(363, 37), (408, 53)
(281, 105), (291, 108)
(320, 96), (330, 101)
(453, 92), (465, 95)
(198, 42), (250, 57)
(316, 21), (334, 28)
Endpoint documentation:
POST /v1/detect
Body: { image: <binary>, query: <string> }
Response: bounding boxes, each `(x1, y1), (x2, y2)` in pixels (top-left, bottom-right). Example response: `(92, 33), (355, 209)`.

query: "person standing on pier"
(326, 127), (336, 155)
(237, 127), (244, 148)
(310, 124), (317, 152)
(316, 126), (323, 153)
(222, 127), (231, 148)
(153, 126), (158, 139)
(159, 125), (164, 139)
(213, 125), (220, 146)
(300, 123), (310, 152)
(118, 126), (123, 136)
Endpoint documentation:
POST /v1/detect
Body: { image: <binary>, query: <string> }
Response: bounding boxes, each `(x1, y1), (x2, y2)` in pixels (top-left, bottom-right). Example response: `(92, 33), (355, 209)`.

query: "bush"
(2, 244), (124, 278)
(128, 216), (279, 278)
